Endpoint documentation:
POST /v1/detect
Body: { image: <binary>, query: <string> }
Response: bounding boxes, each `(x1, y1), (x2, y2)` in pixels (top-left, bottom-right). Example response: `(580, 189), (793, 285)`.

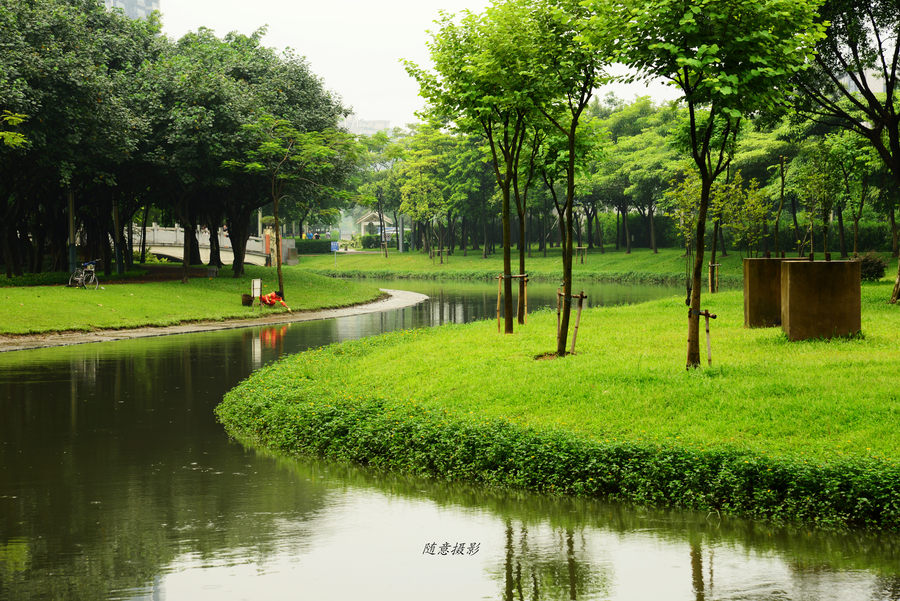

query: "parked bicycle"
(69, 260), (100, 289)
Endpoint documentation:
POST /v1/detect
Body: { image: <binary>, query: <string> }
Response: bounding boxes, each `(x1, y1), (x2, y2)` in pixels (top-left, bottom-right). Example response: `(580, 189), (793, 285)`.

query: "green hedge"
(360, 234), (384, 249)
(293, 238), (335, 254)
(217, 390), (900, 531)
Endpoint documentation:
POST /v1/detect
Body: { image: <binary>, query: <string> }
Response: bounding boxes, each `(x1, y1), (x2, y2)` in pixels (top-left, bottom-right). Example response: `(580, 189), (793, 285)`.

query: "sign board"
(331, 241), (339, 252)
(251, 278), (261, 298)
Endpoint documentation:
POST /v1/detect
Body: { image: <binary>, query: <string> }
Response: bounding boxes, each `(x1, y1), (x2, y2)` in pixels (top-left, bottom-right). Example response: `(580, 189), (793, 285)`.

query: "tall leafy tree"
(527, 0), (612, 356)
(406, 2), (537, 334)
(225, 114), (359, 294)
(615, 0), (826, 368)
(359, 130), (407, 256)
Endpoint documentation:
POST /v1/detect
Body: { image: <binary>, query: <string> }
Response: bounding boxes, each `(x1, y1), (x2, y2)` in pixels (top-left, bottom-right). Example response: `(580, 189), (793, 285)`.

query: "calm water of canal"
(1, 280), (898, 601)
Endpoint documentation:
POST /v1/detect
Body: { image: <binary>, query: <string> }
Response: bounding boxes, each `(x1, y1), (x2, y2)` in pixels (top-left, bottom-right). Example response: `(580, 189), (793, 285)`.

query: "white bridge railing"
(132, 224), (268, 257)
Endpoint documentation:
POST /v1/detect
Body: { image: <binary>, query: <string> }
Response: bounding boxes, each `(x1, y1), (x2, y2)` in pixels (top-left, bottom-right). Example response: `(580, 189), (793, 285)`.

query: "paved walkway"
(0, 289), (428, 353)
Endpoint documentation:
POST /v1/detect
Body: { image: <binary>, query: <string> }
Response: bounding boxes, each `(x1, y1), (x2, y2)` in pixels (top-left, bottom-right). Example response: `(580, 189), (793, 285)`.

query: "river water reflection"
(1, 280), (898, 600)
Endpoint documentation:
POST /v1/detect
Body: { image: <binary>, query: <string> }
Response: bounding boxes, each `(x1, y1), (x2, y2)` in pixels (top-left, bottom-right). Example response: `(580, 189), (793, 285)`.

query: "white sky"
(159, 0), (679, 129)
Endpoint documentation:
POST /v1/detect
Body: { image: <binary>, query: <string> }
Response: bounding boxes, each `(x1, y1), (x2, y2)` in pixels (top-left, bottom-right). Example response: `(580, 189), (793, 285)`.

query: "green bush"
(217, 391), (900, 530)
(133, 251), (166, 264)
(361, 234), (383, 249)
(293, 238), (334, 254)
(0, 271), (70, 287)
(858, 251), (888, 281)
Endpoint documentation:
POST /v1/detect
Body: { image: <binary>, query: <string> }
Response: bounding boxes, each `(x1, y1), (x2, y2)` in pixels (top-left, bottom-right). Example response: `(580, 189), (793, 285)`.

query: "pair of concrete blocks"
(743, 258), (861, 341)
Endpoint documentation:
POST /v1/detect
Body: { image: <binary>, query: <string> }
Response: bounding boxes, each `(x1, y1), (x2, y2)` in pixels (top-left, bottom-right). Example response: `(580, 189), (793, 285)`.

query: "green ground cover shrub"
(858, 252), (888, 281)
(218, 283), (900, 529)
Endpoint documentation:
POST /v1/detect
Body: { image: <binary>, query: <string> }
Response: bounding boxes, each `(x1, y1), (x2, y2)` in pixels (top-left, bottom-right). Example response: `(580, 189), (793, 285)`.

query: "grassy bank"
(304, 248), (899, 288)
(218, 282), (900, 530)
(0, 265), (382, 335)
(301, 247), (742, 285)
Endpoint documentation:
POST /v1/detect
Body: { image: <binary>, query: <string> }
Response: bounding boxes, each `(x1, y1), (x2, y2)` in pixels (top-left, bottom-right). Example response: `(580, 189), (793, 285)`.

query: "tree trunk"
(207, 217), (224, 268)
(501, 187), (514, 334)
(376, 196), (388, 258)
(273, 195), (284, 296)
(687, 177), (712, 369)
(125, 212), (134, 270)
(890, 204), (898, 258)
(649, 206), (657, 253)
(623, 207), (631, 254)
(710, 219), (719, 293)
(574, 209), (583, 248)
(556, 197), (574, 356)
(393, 210), (400, 251)
(181, 198), (190, 284)
(585, 208), (594, 249)
(556, 128), (579, 357)
(791, 192), (802, 256)
(774, 155), (786, 255)
(837, 205), (847, 258)
(461, 216), (468, 257)
(542, 210), (548, 257)
(30, 220), (45, 273)
(112, 197), (124, 275)
(615, 208), (620, 251)
(527, 212), (533, 258)
(891, 258), (900, 304)
(596, 213), (605, 253)
(483, 212), (489, 259)
(139, 205), (149, 264)
(226, 207), (251, 278)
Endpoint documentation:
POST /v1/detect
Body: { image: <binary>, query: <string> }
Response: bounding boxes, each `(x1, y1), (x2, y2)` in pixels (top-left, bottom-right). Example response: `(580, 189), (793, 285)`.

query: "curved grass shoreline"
(218, 282), (900, 530)
(0, 265), (382, 335)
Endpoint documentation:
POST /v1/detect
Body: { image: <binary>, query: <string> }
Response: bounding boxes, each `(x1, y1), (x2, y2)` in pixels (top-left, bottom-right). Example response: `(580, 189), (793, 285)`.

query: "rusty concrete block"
(743, 258), (786, 328)
(781, 260), (861, 341)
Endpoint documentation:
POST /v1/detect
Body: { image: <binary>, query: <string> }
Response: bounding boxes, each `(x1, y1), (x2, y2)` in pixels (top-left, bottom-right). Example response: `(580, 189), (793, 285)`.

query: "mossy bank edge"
(217, 288), (900, 531)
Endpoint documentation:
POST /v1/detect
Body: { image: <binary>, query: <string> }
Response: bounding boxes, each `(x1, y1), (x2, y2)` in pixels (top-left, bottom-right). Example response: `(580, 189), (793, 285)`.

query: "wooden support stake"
(523, 277), (528, 325)
(569, 292), (586, 355)
(693, 309), (717, 366)
(556, 289), (562, 346)
(497, 274), (503, 333)
(705, 313), (712, 366)
(708, 263), (720, 293)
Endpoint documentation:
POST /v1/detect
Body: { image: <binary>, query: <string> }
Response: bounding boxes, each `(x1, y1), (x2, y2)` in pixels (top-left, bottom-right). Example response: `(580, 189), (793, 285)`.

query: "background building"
(104, 0), (159, 20)
(341, 116), (391, 136)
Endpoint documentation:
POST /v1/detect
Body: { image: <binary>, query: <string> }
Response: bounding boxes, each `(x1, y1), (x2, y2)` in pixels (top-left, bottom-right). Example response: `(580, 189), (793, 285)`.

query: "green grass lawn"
(0, 265), (382, 335)
(224, 281), (899, 460)
(302, 246), (896, 287)
(218, 281), (900, 528)
(301, 246), (733, 283)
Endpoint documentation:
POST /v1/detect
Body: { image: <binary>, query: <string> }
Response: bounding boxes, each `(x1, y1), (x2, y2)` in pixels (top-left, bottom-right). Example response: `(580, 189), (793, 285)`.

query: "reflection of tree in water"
(690, 540), (709, 601)
(498, 520), (609, 601)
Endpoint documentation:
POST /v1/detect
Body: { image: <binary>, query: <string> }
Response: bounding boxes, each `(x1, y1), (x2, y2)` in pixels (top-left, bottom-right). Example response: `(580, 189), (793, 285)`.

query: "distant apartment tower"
(341, 116), (391, 136)
(104, 0), (159, 19)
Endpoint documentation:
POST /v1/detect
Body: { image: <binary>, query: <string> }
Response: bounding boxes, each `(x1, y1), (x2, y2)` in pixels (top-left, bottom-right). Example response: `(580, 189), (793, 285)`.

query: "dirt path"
(0, 289), (428, 353)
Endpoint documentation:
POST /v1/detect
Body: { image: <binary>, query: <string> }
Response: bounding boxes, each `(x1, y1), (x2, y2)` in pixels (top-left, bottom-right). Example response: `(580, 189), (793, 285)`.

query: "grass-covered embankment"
(0, 265), (382, 335)
(218, 282), (900, 530)
(303, 247), (750, 286)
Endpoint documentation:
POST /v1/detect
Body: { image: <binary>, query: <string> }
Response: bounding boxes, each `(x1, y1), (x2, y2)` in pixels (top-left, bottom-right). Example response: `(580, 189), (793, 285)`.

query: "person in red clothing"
(260, 290), (290, 311)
